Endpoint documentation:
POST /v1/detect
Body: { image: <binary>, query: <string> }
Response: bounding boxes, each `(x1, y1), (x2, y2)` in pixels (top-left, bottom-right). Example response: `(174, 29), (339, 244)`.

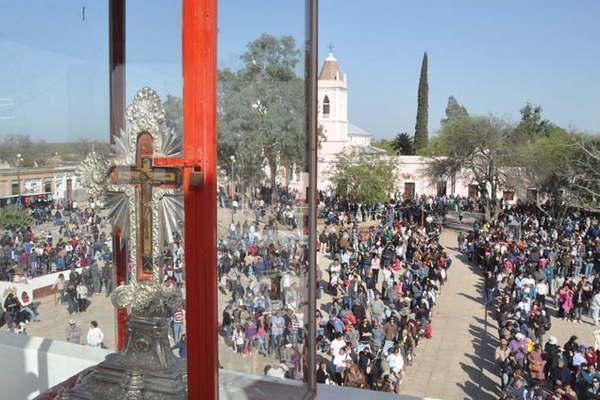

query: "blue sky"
(0, 1), (599, 141)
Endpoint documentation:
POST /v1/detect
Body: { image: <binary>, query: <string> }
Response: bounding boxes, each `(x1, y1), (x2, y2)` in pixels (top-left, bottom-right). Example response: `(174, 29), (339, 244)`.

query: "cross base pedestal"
(57, 314), (187, 400)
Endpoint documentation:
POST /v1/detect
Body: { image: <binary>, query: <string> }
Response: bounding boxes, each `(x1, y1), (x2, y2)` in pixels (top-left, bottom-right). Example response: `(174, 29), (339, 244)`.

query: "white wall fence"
(0, 267), (83, 303)
(0, 332), (426, 400)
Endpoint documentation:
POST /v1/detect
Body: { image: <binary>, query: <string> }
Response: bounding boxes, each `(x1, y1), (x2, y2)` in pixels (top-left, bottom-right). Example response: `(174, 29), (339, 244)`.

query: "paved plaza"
(401, 229), (499, 399)
(26, 292), (117, 350)
(10, 224), (600, 399)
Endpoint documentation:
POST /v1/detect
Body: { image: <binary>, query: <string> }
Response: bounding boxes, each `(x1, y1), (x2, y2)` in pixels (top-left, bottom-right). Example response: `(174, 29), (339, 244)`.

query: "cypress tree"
(414, 52), (429, 151)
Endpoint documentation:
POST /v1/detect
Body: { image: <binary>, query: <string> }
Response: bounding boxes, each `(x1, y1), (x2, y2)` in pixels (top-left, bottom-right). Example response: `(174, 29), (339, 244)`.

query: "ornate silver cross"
(77, 87), (184, 284)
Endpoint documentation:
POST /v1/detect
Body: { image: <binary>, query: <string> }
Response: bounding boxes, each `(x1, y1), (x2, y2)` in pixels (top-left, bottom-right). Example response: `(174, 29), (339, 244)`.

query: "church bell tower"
(318, 49), (348, 151)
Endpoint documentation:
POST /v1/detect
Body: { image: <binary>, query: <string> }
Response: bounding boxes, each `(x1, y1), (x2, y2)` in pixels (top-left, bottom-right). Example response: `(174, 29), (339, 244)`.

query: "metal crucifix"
(77, 87), (185, 287)
(110, 132), (182, 280)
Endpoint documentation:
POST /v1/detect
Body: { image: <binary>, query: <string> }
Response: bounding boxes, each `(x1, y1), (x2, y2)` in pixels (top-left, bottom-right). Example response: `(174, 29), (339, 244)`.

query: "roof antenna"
(82, 6), (86, 22)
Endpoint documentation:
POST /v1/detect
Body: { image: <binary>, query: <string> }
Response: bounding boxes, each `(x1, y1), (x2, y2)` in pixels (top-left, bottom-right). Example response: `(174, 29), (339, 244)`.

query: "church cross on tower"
(328, 43), (335, 55)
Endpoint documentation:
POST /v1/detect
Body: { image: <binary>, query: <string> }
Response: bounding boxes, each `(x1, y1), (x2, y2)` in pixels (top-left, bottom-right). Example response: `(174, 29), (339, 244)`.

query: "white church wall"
(316, 154), (496, 200)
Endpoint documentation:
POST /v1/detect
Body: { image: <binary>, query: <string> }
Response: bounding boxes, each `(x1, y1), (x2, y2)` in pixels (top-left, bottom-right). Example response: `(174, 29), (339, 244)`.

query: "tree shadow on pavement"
(457, 292), (481, 304)
(456, 377), (497, 400)
(453, 250), (501, 399)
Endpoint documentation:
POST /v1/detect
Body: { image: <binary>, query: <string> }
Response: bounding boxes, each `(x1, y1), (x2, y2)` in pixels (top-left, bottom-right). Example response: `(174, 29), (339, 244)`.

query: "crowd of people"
(0, 203), (110, 281)
(468, 204), (600, 399)
(10, 183), (600, 399)
(216, 182), (308, 379)
(314, 194), (450, 393)
(0, 202), (115, 334)
(214, 187), (465, 391)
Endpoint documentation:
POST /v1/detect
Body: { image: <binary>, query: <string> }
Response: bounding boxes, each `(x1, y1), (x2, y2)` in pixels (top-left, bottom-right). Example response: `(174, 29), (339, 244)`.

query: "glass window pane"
(0, 2), (113, 351)
(217, 1), (312, 396)
(124, 0), (184, 282)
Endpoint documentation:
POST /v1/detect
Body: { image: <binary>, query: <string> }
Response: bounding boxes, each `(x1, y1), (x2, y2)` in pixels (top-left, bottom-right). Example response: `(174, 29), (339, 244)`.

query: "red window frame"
(109, 0), (218, 398)
(180, 1), (218, 398)
(110, 1), (317, 398)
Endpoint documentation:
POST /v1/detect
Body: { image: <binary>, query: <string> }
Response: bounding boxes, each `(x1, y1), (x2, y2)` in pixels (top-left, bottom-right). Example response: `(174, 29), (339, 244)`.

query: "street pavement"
(26, 291), (116, 349)
(401, 228), (499, 399)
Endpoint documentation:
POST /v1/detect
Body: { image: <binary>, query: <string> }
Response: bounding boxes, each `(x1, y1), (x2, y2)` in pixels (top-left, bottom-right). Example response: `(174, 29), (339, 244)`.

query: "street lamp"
(230, 154), (236, 189)
(16, 153), (23, 197)
(229, 155), (236, 223)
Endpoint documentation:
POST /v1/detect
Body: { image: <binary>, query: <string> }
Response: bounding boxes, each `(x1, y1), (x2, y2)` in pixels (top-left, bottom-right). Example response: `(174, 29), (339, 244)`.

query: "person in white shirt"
(386, 347), (405, 382)
(330, 333), (346, 358)
(87, 320), (104, 347)
(535, 281), (549, 304)
(333, 346), (351, 374)
(266, 363), (288, 378)
(592, 292), (600, 326)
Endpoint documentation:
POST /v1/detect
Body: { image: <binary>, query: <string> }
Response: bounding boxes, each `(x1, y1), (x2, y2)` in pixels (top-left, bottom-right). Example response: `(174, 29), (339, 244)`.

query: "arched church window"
(323, 95), (330, 117)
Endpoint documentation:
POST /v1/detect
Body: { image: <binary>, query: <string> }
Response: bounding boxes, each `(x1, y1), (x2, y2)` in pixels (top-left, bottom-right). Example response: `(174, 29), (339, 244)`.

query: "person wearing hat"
(509, 332), (527, 366)
(65, 320), (82, 344)
(543, 336), (560, 375)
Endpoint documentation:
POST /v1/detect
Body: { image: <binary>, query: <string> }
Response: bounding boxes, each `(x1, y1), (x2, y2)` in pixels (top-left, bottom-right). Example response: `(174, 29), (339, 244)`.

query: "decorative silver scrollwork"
(76, 152), (111, 200)
(111, 280), (183, 317)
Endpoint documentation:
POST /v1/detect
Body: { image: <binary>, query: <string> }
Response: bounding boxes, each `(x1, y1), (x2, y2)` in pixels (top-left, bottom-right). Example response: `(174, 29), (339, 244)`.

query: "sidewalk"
(401, 229), (498, 400)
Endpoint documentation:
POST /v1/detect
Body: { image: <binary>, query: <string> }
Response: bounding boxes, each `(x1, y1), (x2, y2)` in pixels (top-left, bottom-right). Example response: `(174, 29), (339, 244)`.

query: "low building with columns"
(0, 165), (80, 205)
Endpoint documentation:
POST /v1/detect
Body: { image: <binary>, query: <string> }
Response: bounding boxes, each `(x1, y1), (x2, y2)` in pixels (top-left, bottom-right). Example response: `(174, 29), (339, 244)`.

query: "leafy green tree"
(0, 206), (32, 230)
(240, 34), (300, 82)
(371, 139), (396, 155)
(391, 132), (414, 155)
(426, 115), (513, 220)
(329, 152), (397, 206)
(517, 103), (554, 136)
(510, 122), (571, 214)
(414, 52), (429, 151)
(441, 96), (468, 125)
(218, 35), (305, 192)
(562, 134), (600, 211)
(508, 103), (557, 146)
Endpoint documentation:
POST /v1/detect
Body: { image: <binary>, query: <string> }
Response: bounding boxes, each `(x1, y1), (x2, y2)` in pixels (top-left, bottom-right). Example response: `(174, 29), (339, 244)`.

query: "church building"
(317, 51), (383, 187)
(316, 51), (487, 201)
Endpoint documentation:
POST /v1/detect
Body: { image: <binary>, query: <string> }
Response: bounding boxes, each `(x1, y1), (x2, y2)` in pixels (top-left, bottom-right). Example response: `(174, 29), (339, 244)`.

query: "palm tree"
(392, 132), (415, 155)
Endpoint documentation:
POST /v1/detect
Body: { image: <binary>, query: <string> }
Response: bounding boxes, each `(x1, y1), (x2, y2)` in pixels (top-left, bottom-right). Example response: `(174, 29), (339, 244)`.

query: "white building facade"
(316, 52), (384, 188)
(315, 52), (508, 201)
